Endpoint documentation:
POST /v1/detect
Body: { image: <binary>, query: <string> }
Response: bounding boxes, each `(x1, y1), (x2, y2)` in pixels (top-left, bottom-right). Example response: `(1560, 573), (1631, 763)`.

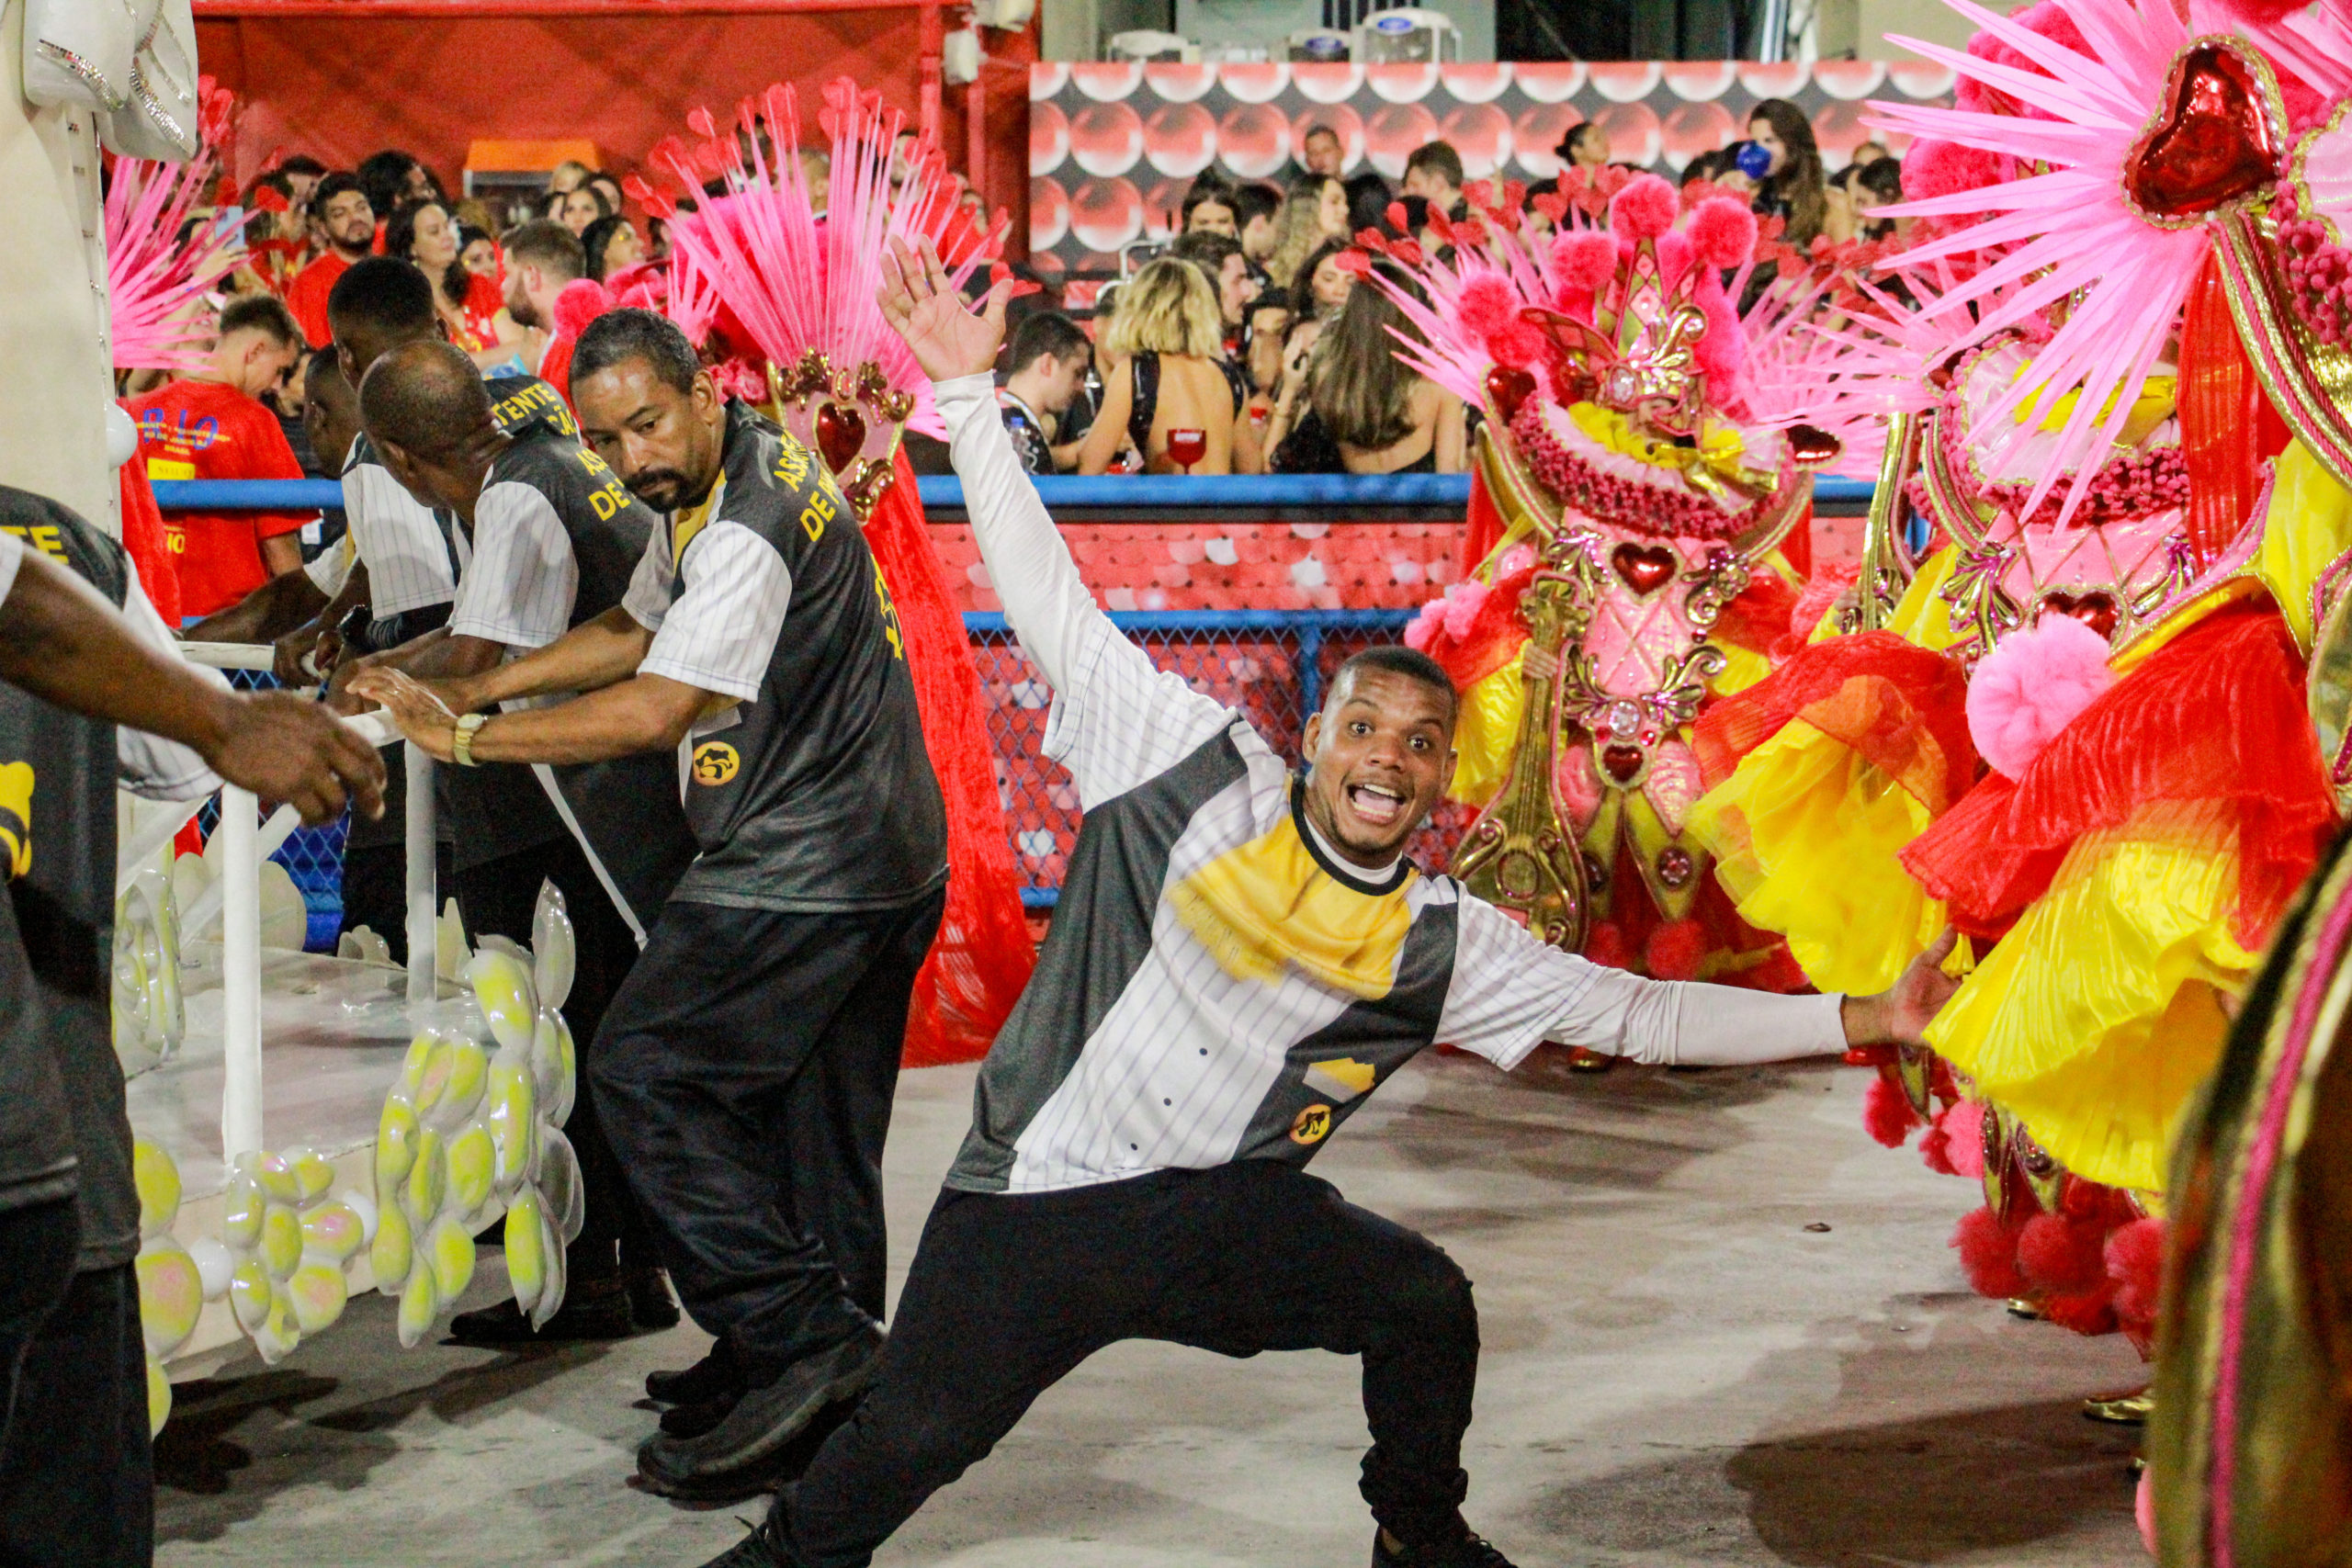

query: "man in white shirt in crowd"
(676, 240), (1962, 1568)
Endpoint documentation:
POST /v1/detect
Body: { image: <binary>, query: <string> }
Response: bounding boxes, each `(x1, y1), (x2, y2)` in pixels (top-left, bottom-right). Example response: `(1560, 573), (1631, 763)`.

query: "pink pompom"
(1439, 579), (1491, 642)
(1939, 1100), (1987, 1179)
(2017, 1212), (2107, 1294)
(1951, 1207), (2029, 1299)
(2105, 1216), (2165, 1326)
(1901, 139), (2017, 202)
(1488, 320), (1550, 371)
(1547, 229), (1620, 299)
(1686, 197), (1756, 270)
(1964, 615), (2113, 780)
(1864, 1074), (1924, 1149)
(2135, 1470), (2156, 1556)
(1609, 174), (1679, 242)
(1455, 274), (1518, 344)
(1691, 278), (1744, 391)
(1403, 601), (1444, 652)
(551, 278), (615, 340)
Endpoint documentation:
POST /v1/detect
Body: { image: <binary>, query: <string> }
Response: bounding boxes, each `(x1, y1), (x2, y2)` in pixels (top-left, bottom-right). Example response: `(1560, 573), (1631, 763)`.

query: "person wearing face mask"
(1743, 98), (1829, 249)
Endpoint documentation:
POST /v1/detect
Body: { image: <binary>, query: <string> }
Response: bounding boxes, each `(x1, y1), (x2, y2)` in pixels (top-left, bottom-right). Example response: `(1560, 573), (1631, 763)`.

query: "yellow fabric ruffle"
(2251, 437), (2352, 653)
(1884, 544), (1970, 653)
(1446, 654), (1525, 809)
(1923, 802), (2256, 1195)
(1687, 717), (1947, 994)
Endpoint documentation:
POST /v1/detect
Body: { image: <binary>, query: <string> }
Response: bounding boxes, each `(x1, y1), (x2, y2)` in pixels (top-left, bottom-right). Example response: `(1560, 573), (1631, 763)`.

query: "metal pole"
(220, 787), (264, 1164)
(404, 742), (436, 1007)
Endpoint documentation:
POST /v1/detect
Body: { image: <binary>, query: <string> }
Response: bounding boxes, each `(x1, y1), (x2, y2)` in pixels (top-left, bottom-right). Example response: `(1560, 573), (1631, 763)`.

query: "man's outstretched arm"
(0, 537), (383, 826)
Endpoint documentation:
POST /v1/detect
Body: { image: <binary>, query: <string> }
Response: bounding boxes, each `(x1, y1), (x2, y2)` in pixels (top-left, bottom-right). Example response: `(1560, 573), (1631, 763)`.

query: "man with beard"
(286, 173), (376, 349)
(499, 220), (587, 380)
(354, 308), (948, 1503)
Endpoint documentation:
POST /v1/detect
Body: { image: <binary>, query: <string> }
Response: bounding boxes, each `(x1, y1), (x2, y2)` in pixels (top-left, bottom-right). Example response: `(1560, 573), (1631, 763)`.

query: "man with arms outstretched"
(668, 242), (1963, 1568)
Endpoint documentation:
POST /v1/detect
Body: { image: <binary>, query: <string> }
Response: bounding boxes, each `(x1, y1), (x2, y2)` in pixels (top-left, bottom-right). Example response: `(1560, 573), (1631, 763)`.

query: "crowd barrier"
(154, 473), (1875, 930)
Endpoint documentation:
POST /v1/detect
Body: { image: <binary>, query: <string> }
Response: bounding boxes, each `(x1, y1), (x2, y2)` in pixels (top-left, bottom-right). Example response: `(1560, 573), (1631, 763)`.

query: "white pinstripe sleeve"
(343, 458), (455, 617)
(304, 531), (355, 597)
(0, 530), (21, 608)
(450, 480), (577, 649)
(1439, 894), (1848, 1071)
(115, 558), (227, 801)
(637, 521), (790, 702)
(622, 519), (676, 631)
(935, 371), (1231, 808)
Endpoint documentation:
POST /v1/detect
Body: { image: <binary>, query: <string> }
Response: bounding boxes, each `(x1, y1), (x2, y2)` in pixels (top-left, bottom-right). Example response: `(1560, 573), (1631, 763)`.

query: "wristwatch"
(451, 713), (489, 768)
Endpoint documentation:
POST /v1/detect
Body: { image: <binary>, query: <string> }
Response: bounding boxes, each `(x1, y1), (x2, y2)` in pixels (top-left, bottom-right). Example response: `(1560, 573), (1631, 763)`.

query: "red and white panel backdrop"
(1028, 59), (1953, 276)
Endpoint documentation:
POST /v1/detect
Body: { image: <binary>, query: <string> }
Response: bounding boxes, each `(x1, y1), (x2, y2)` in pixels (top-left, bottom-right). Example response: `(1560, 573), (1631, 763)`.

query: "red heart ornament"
(814, 400), (867, 474)
(2123, 41), (2279, 224)
(2040, 590), (2120, 642)
(1600, 744), (1645, 784)
(1610, 542), (1678, 595)
(1485, 365), (1536, 423)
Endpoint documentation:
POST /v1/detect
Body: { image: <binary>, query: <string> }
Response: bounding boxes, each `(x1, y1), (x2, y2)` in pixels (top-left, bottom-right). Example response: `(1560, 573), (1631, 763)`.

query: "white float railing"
(156, 642), (435, 1166)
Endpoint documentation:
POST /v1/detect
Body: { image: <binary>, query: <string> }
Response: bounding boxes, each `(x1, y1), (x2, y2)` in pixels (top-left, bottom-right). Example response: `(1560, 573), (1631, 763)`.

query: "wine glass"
(1167, 427), (1207, 475)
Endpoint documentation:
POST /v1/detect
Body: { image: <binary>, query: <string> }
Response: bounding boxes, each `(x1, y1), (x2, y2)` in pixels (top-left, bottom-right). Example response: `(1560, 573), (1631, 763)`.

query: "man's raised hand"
(878, 236), (1011, 383)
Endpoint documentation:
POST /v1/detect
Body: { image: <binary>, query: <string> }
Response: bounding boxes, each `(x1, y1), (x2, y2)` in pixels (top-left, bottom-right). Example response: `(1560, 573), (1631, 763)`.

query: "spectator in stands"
(1293, 237), (1356, 323)
(1300, 122), (1344, 181)
(548, 159), (593, 196)
(587, 170), (628, 218)
(1524, 176), (1560, 237)
(458, 225), (499, 277)
(1168, 230), (1251, 340)
(1347, 169), (1394, 233)
(1851, 156), (1905, 241)
(287, 172), (375, 348)
(581, 214), (644, 282)
(1402, 141), (1464, 217)
(501, 220), (585, 374)
(386, 200), (510, 354)
(1238, 294), (1292, 446)
(1266, 261), (1464, 476)
(1747, 98), (1828, 247)
(1180, 180), (1238, 239)
(1079, 258), (1247, 476)
(1560, 120), (1611, 173)
(995, 310), (1091, 476)
(1265, 176), (1349, 290)
(124, 295), (312, 619)
(273, 153), (327, 209)
(799, 148), (831, 215)
(1230, 181), (1281, 279)
(358, 148), (441, 221)
(1852, 140), (1890, 169)
(550, 183), (610, 237)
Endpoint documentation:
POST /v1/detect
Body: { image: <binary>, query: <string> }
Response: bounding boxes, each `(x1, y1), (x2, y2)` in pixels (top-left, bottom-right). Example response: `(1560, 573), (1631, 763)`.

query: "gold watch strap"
(451, 712), (488, 767)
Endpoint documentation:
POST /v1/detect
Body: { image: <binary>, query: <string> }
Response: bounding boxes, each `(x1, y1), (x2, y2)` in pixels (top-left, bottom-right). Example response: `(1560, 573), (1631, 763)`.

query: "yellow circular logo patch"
(1289, 1104), (1333, 1146)
(690, 742), (740, 786)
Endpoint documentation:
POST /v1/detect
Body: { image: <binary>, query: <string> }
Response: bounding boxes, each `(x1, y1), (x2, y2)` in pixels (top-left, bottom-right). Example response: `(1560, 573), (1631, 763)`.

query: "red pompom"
(2105, 1216), (2165, 1326)
(1937, 1099), (1987, 1179)
(1686, 197), (1757, 270)
(1488, 321), (1550, 371)
(1455, 275), (1519, 344)
(1609, 174), (1679, 242)
(1863, 1073), (1924, 1149)
(2038, 1288), (2119, 1337)
(1951, 1207), (2030, 1300)
(1584, 921), (1634, 973)
(551, 278), (616, 341)
(2211, 0), (2311, 19)
(1644, 918), (1707, 981)
(2016, 1212), (2107, 1294)
(1548, 230), (1620, 299)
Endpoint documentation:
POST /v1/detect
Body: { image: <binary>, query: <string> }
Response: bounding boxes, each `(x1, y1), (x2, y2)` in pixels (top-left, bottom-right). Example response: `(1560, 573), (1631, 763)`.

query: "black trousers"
(0, 1261), (152, 1566)
(337, 839), (455, 966)
(592, 889), (944, 1381)
(771, 1161), (1481, 1568)
(453, 834), (652, 1280)
(0, 1199), (78, 1439)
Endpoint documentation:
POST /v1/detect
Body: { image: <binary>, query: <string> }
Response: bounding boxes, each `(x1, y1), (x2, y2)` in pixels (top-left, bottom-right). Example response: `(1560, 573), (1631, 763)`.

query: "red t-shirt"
(125, 379), (311, 619)
(286, 253), (353, 348)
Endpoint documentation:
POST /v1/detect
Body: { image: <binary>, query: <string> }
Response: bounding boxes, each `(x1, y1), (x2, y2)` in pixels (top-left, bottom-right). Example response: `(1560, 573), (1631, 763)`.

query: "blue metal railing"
(153, 475), (1879, 512)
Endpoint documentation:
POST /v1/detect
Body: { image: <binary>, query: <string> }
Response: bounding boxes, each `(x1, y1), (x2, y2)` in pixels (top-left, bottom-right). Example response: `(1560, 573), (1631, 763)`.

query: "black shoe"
(694, 1515), (797, 1568)
(445, 1282), (636, 1346)
(628, 1267), (682, 1332)
(661, 1391), (741, 1438)
(637, 1327), (885, 1500)
(648, 1338), (744, 1406)
(1372, 1523), (1518, 1568)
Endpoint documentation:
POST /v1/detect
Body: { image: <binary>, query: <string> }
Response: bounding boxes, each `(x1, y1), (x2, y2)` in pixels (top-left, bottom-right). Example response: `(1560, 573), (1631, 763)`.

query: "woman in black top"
(1746, 98), (1829, 249)
(1266, 261), (1464, 476)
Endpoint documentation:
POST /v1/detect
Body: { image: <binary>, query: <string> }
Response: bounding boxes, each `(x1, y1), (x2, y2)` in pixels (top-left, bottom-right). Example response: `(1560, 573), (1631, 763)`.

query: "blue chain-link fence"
(189, 611), (1466, 943)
